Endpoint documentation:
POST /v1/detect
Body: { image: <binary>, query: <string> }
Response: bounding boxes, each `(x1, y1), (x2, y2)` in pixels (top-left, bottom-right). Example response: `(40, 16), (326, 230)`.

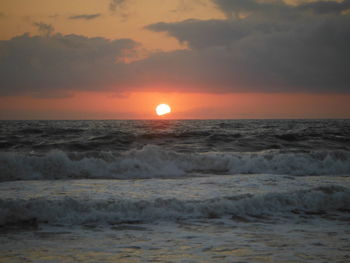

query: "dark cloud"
(298, 0), (350, 15)
(146, 19), (252, 49)
(33, 22), (54, 37)
(0, 33), (138, 96)
(212, 0), (293, 19)
(0, 0), (349, 97)
(213, 0), (350, 18)
(146, 1), (350, 93)
(69, 14), (101, 20)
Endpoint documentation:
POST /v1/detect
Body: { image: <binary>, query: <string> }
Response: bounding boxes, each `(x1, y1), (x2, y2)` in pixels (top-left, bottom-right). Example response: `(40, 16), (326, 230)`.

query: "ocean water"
(0, 119), (350, 262)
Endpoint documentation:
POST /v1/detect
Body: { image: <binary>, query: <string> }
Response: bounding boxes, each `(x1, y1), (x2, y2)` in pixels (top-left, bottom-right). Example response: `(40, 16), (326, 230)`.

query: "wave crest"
(0, 186), (348, 226)
(1, 145), (350, 181)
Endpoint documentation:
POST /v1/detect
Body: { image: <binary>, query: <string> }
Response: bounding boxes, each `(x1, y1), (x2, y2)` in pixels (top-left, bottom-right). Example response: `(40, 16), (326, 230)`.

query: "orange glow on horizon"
(0, 91), (350, 120)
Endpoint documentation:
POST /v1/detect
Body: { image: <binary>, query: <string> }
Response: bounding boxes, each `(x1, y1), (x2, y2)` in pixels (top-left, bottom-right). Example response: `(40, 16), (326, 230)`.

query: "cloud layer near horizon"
(0, 0), (349, 97)
(0, 33), (138, 96)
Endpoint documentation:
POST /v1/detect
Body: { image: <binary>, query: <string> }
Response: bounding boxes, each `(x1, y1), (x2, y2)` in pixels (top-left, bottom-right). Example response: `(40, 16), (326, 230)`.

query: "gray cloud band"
(0, 0), (349, 97)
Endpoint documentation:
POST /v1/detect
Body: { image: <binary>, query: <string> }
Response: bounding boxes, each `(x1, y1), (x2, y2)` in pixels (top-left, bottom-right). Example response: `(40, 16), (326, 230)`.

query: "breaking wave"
(1, 145), (350, 181)
(0, 186), (349, 226)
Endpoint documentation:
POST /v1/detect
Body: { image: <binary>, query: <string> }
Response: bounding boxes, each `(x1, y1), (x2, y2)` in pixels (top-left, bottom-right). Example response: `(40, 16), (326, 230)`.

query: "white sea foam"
(0, 185), (348, 226)
(1, 145), (349, 181)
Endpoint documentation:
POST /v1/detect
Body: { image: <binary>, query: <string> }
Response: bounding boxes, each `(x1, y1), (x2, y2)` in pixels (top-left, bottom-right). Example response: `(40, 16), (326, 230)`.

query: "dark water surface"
(0, 119), (349, 181)
(1, 120), (350, 262)
(1, 119), (349, 153)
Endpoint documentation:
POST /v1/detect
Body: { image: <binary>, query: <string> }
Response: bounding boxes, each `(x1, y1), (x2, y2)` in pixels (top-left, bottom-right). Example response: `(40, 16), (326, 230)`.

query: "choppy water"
(1, 120), (350, 262)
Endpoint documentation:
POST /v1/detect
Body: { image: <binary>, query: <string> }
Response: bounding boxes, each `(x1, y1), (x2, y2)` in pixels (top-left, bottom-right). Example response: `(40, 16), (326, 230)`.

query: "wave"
(2, 124), (349, 153)
(0, 186), (349, 226)
(20, 127), (85, 135)
(1, 145), (350, 181)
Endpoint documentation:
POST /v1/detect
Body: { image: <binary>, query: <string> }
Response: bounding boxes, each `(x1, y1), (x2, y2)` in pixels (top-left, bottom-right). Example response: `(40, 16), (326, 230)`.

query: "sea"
(0, 119), (349, 262)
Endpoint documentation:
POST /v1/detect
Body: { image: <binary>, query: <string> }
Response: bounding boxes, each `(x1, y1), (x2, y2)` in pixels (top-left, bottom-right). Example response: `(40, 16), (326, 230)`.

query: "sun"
(156, 104), (171, 116)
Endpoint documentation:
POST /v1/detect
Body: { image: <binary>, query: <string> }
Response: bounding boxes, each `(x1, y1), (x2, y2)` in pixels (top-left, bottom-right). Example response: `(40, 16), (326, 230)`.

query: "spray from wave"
(0, 185), (348, 226)
(1, 145), (350, 181)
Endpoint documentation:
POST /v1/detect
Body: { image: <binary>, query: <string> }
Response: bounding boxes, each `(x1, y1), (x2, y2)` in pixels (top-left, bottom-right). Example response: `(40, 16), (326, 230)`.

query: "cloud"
(212, 0), (350, 18)
(0, 33), (138, 96)
(109, 0), (130, 21)
(145, 1), (350, 93)
(298, 0), (350, 15)
(109, 0), (128, 11)
(0, 0), (349, 97)
(146, 19), (251, 49)
(212, 0), (293, 19)
(33, 22), (55, 37)
(171, 0), (206, 13)
(69, 14), (101, 20)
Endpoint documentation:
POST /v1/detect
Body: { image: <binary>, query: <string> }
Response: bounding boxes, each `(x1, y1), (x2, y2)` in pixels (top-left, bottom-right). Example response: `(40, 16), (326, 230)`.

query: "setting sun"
(156, 104), (171, 116)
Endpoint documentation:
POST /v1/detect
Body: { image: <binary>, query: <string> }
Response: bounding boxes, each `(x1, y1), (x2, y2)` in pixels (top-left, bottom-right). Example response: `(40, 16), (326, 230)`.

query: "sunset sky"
(0, 0), (349, 119)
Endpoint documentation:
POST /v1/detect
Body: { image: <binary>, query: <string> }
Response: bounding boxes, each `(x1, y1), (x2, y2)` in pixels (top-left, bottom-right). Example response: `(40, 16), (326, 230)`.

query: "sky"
(0, 0), (349, 119)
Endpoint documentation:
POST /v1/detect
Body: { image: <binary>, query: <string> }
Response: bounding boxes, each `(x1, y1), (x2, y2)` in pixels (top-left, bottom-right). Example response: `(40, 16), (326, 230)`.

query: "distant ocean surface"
(1, 120), (350, 262)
